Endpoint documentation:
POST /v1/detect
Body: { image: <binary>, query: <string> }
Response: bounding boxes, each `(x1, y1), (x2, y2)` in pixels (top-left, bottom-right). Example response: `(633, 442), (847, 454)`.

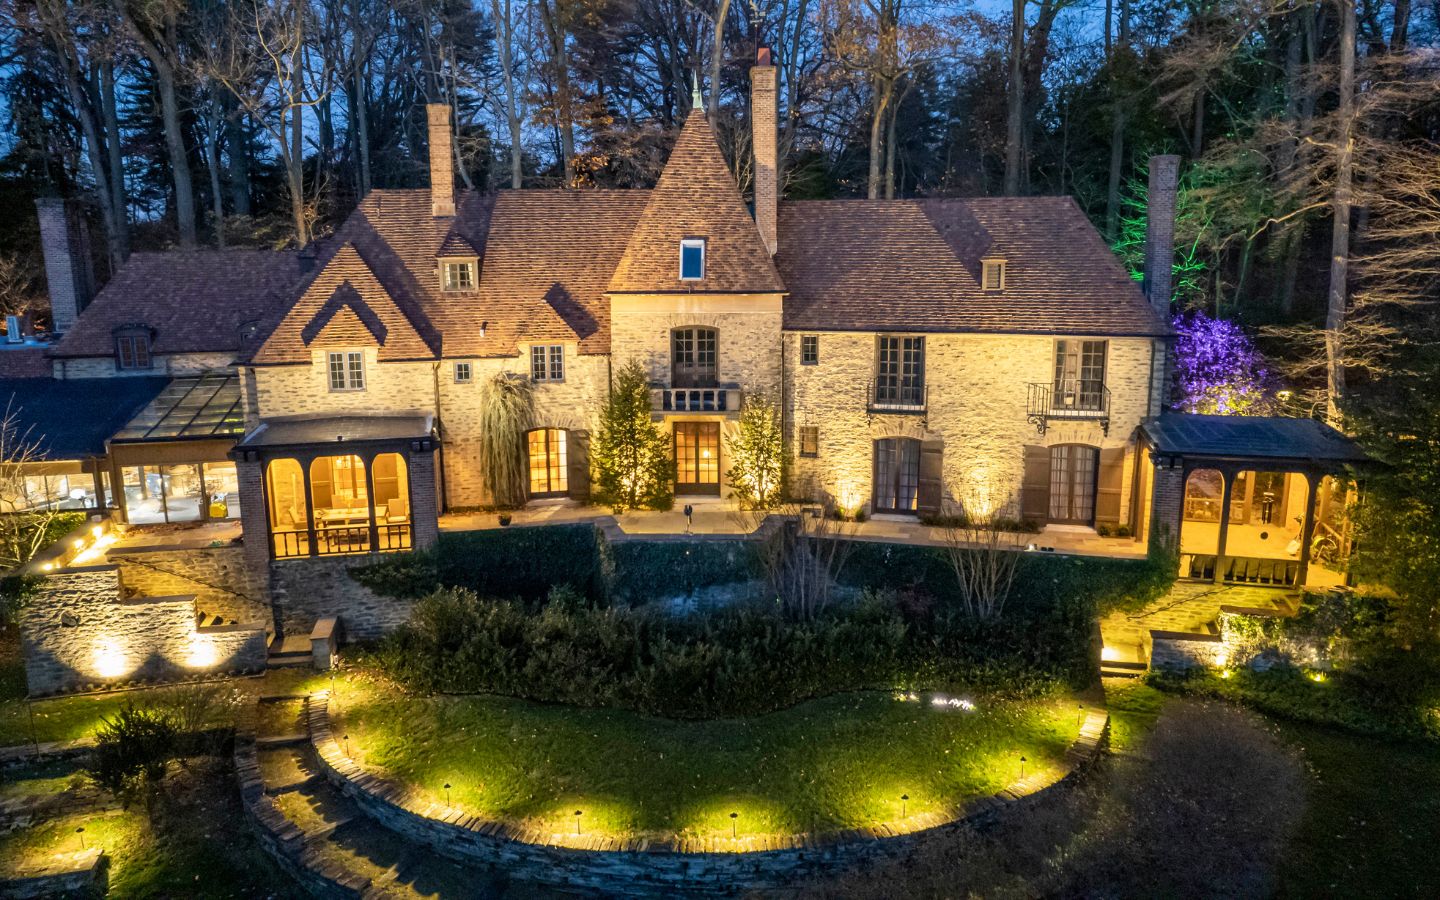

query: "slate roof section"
(238, 413), (433, 448)
(436, 231), (480, 258)
(51, 250), (305, 358)
(0, 376), (170, 459)
(1141, 413), (1372, 465)
(608, 111), (784, 294)
(776, 197), (1170, 337)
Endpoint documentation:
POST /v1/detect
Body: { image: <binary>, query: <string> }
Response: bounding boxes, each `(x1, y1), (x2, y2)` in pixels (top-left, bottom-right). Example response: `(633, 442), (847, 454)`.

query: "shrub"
(371, 585), (1076, 718)
(90, 702), (180, 807)
(592, 360), (674, 511)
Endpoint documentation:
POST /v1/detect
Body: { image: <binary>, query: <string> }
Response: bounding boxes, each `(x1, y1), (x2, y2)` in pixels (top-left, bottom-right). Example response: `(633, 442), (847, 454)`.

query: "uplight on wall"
(91, 639), (133, 679)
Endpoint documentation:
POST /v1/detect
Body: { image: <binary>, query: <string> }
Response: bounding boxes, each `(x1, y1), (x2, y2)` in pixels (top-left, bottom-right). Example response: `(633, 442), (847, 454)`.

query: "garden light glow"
(930, 695), (976, 711)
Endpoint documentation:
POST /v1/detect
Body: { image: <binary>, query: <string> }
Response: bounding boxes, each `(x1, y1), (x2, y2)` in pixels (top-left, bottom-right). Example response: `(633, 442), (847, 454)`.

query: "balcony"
(868, 380), (928, 415)
(651, 386), (742, 415)
(1026, 380), (1111, 435)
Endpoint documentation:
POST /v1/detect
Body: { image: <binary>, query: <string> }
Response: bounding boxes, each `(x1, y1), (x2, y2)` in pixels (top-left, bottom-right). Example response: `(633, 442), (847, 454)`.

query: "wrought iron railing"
(1026, 380), (1111, 434)
(270, 522), (413, 558)
(868, 379), (927, 414)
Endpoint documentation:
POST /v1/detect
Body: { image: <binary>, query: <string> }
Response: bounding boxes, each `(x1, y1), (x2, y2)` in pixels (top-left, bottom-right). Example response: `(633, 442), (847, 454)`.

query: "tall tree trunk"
(1191, 88), (1205, 157)
(707, 0), (731, 118)
(204, 91), (226, 249)
(491, 0), (522, 188)
(867, 78), (892, 200)
(537, 0), (574, 184)
(226, 105), (253, 217)
(1103, 0), (1128, 240)
(1325, 0), (1356, 423)
(1004, 0), (1024, 195)
(884, 94), (898, 199)
(98, 62), (129, 263)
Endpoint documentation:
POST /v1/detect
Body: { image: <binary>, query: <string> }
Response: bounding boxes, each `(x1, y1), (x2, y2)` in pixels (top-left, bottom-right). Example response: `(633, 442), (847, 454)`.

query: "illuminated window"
(528, 429), (568, 496)
(328, 350), (365, 391)
(679, 238), (705, 280)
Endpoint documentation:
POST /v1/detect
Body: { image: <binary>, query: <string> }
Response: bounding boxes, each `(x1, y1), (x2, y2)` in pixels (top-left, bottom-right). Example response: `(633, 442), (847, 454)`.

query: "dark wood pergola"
(1141, 413), (1373, 588)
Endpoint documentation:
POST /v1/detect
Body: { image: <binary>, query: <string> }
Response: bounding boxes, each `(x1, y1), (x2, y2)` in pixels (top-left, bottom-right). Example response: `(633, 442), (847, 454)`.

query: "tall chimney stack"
(427, 103), (456, 218)
(750, 47), (778, 257)
(34, 198), (95, 334)
(1143, 154), (1179, 321)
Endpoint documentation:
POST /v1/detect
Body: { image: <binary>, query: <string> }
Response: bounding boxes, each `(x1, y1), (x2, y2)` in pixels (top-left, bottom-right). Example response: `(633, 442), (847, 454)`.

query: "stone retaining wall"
(270, 557), (413, 642)
(111, 544), (273, 636)
(19, 566), (267, 696)
(1149, 629), (1226, 672)
(307, 693), (1108, 895)
(0, 847), (106, 898)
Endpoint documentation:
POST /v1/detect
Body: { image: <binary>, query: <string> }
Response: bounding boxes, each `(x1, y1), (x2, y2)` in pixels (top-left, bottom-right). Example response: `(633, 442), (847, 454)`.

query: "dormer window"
(981, 259), (1006, 291)
(679, 238), (706, 281)
(442, 260), (477, 292)
(115, 326), (153, 370)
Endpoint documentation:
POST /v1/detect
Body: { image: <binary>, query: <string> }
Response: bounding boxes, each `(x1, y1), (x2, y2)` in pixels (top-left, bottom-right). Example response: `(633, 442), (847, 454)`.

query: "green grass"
(1102, 678), (1167, 755)
(0, 758), (87, 801)
(1275, 722), (1440, 899)
(331, 679), (1080, 839)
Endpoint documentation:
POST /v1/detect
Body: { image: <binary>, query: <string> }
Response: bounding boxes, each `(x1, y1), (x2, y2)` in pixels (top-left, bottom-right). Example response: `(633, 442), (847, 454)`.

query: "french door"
(527, 428), (568, 497)
(671, 327), (718, 388)
(1049, 444), (1098, 524)
(674, 422), (720, 495)
(873, 437), (921, 513)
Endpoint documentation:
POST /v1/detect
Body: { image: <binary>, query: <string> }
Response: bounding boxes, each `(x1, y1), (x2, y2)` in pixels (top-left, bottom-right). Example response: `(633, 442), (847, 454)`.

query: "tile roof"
(776, 197), (1170, 337)
(0, 376), (170, 459)
(608, 111), (783, 294)
(238, 413), (433, 447)
(1141, 413), (1371, 465)
(52, 250), (305, 358)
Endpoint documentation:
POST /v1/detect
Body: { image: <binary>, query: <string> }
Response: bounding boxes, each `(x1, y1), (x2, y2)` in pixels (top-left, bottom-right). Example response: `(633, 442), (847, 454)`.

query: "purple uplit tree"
(1171, 311), (1278, 416)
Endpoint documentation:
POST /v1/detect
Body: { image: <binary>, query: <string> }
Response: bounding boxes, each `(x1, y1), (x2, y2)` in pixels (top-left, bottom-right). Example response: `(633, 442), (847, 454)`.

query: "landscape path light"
(1020, 755), (1027, 780)
(76, 825), (85, 850)
(574, 810), (583, 835)
(730, 811), (738, 838)
(901, 794), (908, 818)
(342, 734), (351, 757)
(444, 782), (451, 806)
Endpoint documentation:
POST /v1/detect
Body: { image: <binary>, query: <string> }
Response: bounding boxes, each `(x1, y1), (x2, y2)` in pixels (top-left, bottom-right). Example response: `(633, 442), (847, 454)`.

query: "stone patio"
(1099, 580), (1300, 668)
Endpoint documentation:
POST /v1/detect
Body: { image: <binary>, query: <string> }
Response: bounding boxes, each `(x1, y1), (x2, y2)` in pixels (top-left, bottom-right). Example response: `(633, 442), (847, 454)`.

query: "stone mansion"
(8, 49), (1367, 659)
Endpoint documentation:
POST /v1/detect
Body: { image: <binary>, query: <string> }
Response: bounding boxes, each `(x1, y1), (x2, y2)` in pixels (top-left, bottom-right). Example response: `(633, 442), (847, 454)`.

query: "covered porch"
(1139, 413), (1370, 590)
(232, 413), (439, 559)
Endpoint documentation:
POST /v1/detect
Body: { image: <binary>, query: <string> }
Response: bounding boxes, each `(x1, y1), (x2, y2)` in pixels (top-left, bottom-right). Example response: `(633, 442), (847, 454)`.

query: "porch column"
(234, 454), (271, 578)
(1295, 470), (1323, 589)
(1213, 467), (1237, 584)
(363, 453), (378, 552)
(302, 456), (318, 557)
(1147, 453), (1186, 563)
(88, 457), (107, 512)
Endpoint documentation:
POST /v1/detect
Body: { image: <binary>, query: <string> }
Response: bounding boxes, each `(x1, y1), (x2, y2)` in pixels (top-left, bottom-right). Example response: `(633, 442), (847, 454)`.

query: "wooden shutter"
(566, 429), (590, 502)
(1021, 445), (1051, 523)
(917, 440), (943, 514)
(1095, 446), (1125, 526)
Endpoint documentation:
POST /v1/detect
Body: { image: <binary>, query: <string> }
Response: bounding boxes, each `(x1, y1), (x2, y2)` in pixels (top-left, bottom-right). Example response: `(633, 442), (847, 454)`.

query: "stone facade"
(54, 351), (234, 379)
(110, 544), (273, 635)
(269, 556), (413, 642)
(1149, 629), (1226, 672)
(20, 566), (267, 696)
(785, 331), (1163, 523)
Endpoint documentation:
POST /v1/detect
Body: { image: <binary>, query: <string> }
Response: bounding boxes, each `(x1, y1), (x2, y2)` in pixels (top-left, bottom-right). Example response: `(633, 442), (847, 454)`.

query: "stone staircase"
(238, 693), (519, 899)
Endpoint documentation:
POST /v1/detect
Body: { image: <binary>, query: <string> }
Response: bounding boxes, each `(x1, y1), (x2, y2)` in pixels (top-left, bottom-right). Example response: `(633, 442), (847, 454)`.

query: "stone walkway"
(1099, 581), (1299, 667)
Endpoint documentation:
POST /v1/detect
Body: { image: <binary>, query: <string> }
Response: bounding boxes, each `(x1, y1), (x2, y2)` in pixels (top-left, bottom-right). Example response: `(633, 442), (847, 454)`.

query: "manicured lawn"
(330, 677), (1081, 839)
(1101, 677), (1167, 755)
(1275, 722), (1440, 899)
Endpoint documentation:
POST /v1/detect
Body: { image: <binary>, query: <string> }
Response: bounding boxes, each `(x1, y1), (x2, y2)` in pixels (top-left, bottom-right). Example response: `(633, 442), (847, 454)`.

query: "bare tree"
(1324, 0), (1356, 424)
(491, 0), (526, 188)
(0, 406), (70, 571)
(937, 495), (1024, 620)
(1003, 0), (1023, 195)
(755, 501), (855, 621)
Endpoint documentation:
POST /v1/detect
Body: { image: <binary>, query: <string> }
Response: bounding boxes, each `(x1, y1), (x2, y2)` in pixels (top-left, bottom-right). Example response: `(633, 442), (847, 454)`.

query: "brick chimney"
(1143, 154), (1179, 320)
(427, 103), (456, 218)
(750, 47), (778, 257)
(34, 198), (95, 334)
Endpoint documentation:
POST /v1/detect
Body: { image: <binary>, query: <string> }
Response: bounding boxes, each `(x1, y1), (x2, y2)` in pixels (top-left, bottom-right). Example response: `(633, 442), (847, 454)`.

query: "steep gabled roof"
(608, 111), (783, 294)
(436, 230), (480, 258)
(250, 242), (435, 363)
(777, 197), (1169, 337)
(51, 250), (304, 358)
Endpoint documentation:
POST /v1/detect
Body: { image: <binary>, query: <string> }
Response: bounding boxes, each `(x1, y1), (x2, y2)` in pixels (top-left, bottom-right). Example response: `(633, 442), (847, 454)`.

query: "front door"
(1049, 444), (1098, 524)
(873, 437), (921, 513)
(674, 422), (720, 495)
(527, 428), (568, 498)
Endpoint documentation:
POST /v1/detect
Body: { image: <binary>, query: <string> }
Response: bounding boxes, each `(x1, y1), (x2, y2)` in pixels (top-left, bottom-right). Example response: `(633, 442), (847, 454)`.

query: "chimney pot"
(427, 104), (457, 218)
(750, 49), (778, 257)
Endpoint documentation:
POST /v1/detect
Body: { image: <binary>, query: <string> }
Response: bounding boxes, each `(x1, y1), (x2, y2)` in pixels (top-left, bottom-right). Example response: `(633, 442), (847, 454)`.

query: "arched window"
(372, 453), (409, 522)
(1183, 469), (1226, 523)
(1049, 444), (1098, 524)
(671, 327), (717, 388)
(527, 429), (568, 497)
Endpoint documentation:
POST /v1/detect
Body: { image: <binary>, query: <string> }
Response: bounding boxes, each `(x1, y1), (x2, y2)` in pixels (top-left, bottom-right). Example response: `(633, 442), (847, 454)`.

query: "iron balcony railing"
(651, 386), (742, 414)
(271, 522), (413, 559)
(868, 379), (928, 414)
(1026, 380), (1111, 434)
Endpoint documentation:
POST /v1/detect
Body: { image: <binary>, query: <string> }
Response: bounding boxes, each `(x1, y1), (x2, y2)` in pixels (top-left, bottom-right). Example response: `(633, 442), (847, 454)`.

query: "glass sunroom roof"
(111, 370), (245, 442)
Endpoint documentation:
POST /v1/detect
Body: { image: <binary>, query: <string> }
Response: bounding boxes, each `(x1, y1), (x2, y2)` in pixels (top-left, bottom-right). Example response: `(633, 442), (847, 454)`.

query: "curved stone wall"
(308, 692), (1109, 895)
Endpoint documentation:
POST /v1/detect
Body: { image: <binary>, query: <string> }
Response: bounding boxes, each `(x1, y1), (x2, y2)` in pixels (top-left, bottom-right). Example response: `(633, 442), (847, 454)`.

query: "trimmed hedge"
(369, 586), (1075, 718)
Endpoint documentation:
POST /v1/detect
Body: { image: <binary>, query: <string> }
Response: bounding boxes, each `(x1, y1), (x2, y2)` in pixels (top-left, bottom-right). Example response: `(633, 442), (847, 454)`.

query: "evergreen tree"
(724, 392), (784, 509)
(593, 360), (673, 512)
